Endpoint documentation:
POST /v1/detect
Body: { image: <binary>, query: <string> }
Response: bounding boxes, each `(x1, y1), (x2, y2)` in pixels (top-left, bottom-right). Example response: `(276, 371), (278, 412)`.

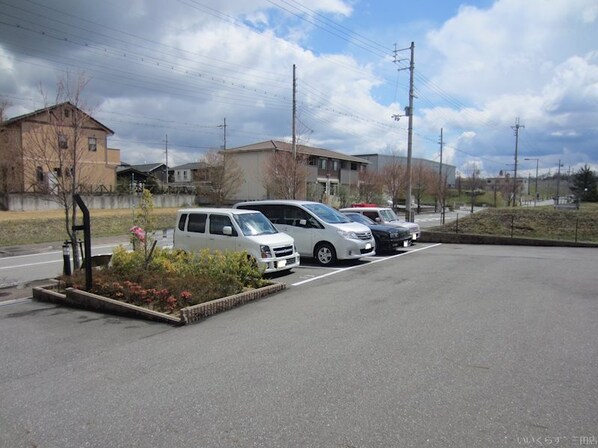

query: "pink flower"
(129, 226), (145, 242)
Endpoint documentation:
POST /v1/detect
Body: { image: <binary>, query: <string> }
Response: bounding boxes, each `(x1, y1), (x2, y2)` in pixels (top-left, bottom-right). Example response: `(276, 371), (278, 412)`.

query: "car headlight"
(260, 245), (272, 258)
(337, 230), (358, 240)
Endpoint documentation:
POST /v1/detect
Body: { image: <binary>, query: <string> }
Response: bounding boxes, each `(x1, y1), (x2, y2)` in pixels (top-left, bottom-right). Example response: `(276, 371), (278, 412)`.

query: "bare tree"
(412, 162), (436, 213)
(0, 99), (9, 122)
(262, 150), (308, 199)
(197, 149), (244, 205)
(463, 162), (482, 212)
(23, 72), (95, 267)
(0, 99), (19, 193)
(431, 168), (449, 217)
(381, 161), (406, 209)
(358, 168), (384, 204)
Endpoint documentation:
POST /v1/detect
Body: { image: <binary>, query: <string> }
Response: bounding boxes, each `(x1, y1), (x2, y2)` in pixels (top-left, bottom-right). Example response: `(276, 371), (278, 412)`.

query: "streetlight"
(524, 158), (539, 206)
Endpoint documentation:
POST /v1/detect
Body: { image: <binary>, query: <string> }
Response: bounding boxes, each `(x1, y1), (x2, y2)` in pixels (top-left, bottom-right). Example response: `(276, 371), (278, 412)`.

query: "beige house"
(225, 140), (369, 202)
(0, 102), (119, 194)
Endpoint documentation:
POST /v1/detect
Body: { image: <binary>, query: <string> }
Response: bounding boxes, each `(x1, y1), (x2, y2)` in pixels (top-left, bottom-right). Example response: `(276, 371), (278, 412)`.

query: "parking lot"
(267, 242), (439, 287)
(1, 243), (596, 448)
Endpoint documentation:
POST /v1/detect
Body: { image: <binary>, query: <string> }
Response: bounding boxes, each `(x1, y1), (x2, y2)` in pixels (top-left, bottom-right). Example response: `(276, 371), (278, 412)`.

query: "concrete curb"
(420, 231), (598, 248)
(32, 282), (287, 325)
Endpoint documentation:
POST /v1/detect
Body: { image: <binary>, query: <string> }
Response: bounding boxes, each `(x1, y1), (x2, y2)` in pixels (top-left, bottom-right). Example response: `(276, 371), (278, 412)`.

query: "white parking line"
(0, 298), (32, 307)
(0, 260), (62, 270)
(291, 243), (442, 287)
(0, 244), (121, 261)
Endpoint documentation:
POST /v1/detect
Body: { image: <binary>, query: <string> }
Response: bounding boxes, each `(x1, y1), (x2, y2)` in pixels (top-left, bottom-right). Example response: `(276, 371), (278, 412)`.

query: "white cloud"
(1, 0), (596, 175)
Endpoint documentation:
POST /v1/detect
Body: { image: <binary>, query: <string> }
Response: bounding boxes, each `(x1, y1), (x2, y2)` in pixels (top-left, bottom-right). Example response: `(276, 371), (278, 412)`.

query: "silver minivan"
(173, 208), (300, 274)
(234, 200), (376, 266)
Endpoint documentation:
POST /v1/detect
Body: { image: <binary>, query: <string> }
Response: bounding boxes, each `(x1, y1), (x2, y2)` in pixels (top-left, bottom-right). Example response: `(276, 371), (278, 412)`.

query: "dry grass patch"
(0, 208), (179, 246)
(432, 203), (598, 242)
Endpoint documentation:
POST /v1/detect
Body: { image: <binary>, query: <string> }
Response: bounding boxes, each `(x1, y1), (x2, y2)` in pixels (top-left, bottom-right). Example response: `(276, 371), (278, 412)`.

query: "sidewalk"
(0, 279), (58, 303)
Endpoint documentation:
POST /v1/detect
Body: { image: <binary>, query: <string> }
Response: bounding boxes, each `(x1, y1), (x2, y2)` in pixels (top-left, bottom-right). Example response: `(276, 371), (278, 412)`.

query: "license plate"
(277, 259), (287, 268)
(365, 243), (372, 250)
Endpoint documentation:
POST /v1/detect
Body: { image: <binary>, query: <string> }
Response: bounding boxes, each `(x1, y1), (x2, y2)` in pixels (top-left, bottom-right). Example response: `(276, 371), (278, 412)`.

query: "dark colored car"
(342, 212), (412, 252)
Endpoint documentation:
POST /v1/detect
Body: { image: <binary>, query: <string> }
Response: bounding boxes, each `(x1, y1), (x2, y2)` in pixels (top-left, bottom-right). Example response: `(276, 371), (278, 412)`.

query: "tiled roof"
(1, 101), (114, 135)
(227, 140), (370, 164)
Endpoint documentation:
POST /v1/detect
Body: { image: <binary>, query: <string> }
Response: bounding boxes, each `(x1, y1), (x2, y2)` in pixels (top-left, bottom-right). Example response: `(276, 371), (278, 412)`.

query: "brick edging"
(180, 283), (287, 324)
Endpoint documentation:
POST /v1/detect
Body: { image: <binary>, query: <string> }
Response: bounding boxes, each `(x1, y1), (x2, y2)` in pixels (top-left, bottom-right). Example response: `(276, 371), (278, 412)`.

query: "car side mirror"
(375, 217), (381, 223)
(299, 219), (307, 227)
(222, 226), (233, 236)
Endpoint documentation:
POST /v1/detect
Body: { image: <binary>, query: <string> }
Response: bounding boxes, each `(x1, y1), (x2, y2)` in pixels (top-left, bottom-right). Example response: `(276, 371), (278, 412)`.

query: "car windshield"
(344, 213), (375, 226)
(234, 212), (278, 236)
(303, 203), (351, 224)
(380, 209), (400, 222)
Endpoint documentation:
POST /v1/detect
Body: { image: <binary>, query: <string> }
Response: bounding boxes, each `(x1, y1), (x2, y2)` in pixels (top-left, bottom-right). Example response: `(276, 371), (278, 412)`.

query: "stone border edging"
(32, 282), (287, 326)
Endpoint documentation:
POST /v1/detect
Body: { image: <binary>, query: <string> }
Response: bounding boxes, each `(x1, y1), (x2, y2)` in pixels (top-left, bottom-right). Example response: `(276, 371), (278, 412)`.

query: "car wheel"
(314, 242), (336, 266)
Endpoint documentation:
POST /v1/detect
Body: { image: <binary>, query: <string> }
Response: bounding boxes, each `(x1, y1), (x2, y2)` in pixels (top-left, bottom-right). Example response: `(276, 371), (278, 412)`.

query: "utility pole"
(291, 64), (297, 199)
(393, 42), (415, 221)
(218, 118), (227, 150)
(556, 159), (564, 204)
(524, 157), (539, 205)
(511, 118), (524, 206)
(164, 134), (169, 190)
(292, 64), (297, 160)
(438, 128), (445, 223)
(471, 167), (476, 214)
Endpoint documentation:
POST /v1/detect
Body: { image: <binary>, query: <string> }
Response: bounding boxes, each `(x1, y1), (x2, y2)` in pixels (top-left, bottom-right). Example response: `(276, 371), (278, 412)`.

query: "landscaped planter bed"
(32, 282), (286, 326)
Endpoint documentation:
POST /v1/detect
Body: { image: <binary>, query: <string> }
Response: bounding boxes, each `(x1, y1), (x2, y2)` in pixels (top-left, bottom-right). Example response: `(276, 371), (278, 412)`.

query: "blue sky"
(1, 0), (596, 178)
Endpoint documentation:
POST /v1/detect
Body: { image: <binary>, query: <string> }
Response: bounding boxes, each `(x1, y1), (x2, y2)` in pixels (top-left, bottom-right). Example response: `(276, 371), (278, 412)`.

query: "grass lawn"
(0, 208), (179, 247)
(429, 203), (598, 242)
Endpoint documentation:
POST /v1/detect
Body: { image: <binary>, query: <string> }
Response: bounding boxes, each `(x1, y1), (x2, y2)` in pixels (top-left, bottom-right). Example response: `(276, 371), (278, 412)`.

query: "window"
(58, 133), (68, 149)
(363, 211), (378, 221)
(332, 160), (338, 171)
(53, 167), (62, 178)
(63, 109), (70, 118)
(209, 214), (237, 236)
(282, 205), (311, 227)
(233, 212), (277, 236)
(88, 137), (97, 152)
(319, 159), (327, 170)
(330, 183), (338, 196)
(187, 213), (207, 233)
(183, 171), (188, 180)
(177, 214), (188, 231)
(36, 166), (44, 182)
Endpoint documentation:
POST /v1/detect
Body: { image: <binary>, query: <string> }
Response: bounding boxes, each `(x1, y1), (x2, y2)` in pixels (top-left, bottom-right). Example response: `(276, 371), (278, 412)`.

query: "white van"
(234, 200), (376, 266)
(173, 208), (300, 274)
(339, 206), (421, 241)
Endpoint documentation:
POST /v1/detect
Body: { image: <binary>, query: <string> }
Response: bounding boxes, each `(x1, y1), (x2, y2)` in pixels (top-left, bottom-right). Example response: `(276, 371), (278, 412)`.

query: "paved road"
(1, 244), (596, 448)
(0, 231), (174, 289)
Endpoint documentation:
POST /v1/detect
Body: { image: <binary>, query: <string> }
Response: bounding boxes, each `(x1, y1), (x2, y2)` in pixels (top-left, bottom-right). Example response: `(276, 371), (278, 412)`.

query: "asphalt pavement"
(1, 244), (596, 447)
